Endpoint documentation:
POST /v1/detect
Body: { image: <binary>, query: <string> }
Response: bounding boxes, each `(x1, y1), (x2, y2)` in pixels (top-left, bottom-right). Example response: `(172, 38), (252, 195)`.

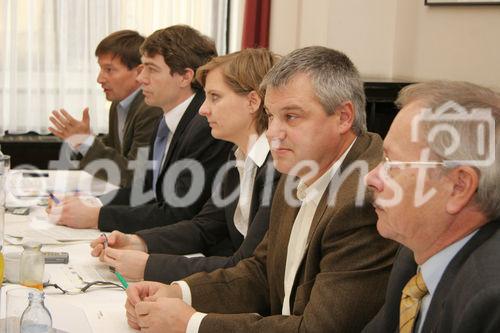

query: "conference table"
(1, 170), (138, 332)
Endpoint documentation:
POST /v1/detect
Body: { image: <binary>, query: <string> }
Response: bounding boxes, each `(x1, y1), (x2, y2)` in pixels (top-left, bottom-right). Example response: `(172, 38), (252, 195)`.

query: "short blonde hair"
(196, 48), (279, 134)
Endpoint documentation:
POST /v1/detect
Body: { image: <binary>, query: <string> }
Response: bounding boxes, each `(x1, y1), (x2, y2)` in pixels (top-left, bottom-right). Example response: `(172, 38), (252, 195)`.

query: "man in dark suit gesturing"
(50, 25), (232, 232)
(364, 81), (500, 333)
(124, 46), (398, 333)
(49, 30), (163, 187)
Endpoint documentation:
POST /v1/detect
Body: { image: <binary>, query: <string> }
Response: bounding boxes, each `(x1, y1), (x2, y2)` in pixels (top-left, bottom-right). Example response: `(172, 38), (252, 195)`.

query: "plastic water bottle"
(20, 291), (53, 333)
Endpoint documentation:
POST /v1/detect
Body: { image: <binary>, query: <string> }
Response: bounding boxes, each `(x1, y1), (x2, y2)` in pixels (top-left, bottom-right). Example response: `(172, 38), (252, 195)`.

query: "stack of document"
(5, 209), (102, 245)
(6, 170), (118, 198)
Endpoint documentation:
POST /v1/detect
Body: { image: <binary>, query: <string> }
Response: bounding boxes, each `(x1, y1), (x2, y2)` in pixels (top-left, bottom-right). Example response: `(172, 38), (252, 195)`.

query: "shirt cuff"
(172, 280), (192, 305)
(78, 195), (103, 207)
(77, 135), (95, 155)
(88, 196), (103, 207)
(186, 312), (207, 333)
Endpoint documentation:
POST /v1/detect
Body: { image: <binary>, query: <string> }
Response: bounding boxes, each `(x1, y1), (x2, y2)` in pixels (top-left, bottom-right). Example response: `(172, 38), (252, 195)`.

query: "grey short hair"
(397, 80), (500, 219)
(260, 46), (366, 136)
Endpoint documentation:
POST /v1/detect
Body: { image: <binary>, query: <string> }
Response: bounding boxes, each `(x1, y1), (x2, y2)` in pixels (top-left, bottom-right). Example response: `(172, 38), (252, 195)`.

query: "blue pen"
(47, 191), (61, 204)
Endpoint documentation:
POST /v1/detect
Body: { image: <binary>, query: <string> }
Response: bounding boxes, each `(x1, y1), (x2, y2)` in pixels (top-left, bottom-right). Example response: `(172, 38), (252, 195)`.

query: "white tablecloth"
(1, 170), (136, 332)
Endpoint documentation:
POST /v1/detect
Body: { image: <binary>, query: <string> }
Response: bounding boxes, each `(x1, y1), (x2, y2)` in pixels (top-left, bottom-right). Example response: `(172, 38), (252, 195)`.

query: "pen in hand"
(115, 271), (129, 290)
(47, 191), (61, 205)
(101, 233), (129, 289)
(101, 233), (109, 248)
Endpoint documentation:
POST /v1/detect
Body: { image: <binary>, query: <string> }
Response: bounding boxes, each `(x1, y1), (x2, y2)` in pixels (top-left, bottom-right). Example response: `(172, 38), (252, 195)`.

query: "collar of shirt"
(420, 230), (478, 296)
(234, 133), (270, 168)
(163, 94), (195, 134)
(118, 88), (141, 111)
(296, 138), (357, 204)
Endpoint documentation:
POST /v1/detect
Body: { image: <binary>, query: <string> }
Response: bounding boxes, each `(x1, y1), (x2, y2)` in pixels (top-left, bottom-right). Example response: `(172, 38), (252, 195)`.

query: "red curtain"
(241, 0), (271, 49)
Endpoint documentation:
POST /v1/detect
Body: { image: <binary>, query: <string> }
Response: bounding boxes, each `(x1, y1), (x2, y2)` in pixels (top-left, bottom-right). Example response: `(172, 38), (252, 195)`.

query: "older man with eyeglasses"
(364, 81), (500, 333)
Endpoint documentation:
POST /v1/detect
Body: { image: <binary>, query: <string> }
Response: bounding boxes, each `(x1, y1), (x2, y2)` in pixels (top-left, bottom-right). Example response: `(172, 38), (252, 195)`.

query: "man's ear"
(446, 166), (479, 215)
(179, 68), (195, 88)
(336, 101), (355, 134)
(247, 91), (262, 114)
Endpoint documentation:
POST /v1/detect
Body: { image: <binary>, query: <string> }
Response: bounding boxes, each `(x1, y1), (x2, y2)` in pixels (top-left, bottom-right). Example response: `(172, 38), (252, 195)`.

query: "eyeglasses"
(381, 155), (457, 172)
(43, 281), (125, 295)
(42, 263), (124, 295)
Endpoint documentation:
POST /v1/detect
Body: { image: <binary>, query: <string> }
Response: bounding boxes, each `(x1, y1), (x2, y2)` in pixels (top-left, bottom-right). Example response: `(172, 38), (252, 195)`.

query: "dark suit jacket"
(183, 132), (399, 333)
(97, 90), (233, 233)
(80, 91), (163, 187)
(136, 151), (281, 283)
(364, 219), (500, 333)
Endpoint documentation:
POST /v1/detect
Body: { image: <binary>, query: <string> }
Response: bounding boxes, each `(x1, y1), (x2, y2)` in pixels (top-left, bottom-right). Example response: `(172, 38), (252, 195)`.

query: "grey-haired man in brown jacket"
(124, 46), (398, 333)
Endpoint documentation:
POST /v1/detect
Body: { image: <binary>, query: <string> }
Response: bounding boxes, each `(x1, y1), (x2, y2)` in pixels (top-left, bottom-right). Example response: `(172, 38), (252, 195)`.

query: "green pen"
(115, 271), (129, 289)
(101, 233), (128, 289)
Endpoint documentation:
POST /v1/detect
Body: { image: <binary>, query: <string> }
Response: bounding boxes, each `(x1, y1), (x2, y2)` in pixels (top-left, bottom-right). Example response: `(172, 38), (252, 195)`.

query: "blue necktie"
(152, 118), (169, 194)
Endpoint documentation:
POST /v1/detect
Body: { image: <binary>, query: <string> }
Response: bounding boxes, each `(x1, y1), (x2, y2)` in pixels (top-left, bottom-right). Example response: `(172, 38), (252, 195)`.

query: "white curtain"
(0, 0), (228, 135)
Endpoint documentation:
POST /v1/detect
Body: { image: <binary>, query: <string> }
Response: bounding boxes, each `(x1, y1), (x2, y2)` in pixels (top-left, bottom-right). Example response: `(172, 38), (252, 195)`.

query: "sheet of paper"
(4, 235), (27, 245)
(72, 263), (120, 284)
(6, 169), (119, 197)
(5, 217), (101, 243)
(4, 233), (65, 245)
(45, 298), (92, 333)
(35, 224), (102, 242)
(84, 304), (138, 333)
(5, 191), (41, 207)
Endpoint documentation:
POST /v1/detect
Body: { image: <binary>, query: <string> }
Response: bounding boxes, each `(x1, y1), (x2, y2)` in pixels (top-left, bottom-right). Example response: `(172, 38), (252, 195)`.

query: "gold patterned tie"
(399, 271), (429, 333)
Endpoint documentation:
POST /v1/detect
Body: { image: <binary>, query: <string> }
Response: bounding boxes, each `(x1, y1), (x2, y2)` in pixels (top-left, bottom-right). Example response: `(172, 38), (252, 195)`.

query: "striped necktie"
(152, 118), (169, 194)
(400, 271), (428, 333)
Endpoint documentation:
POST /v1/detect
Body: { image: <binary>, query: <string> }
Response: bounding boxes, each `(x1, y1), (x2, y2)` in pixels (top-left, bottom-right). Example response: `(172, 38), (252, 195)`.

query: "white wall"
(393, 1), (500, 89)
(269, 0), (500, 89)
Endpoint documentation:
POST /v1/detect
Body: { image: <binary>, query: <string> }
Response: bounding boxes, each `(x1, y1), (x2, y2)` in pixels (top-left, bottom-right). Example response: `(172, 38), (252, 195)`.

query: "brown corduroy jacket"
(183, 132), (399, 333)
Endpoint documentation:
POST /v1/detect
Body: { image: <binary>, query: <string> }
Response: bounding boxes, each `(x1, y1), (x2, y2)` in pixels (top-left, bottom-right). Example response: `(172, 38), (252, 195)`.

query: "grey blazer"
(80, 91), (163, 187)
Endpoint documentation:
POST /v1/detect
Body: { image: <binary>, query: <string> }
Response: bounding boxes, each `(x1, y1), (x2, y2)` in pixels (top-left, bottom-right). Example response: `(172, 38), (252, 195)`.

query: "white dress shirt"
(415, 230), (478, 333)
(281, 139), (354, 315)
(177, 138), (356, 333)
(159, 94), (195, 169)
(116, 88), (141, 146)
(93, 93), (194, 206)
(233, 134), (270, 237)
(174, 133), (271, 333)
(78, 88), (141, 155)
